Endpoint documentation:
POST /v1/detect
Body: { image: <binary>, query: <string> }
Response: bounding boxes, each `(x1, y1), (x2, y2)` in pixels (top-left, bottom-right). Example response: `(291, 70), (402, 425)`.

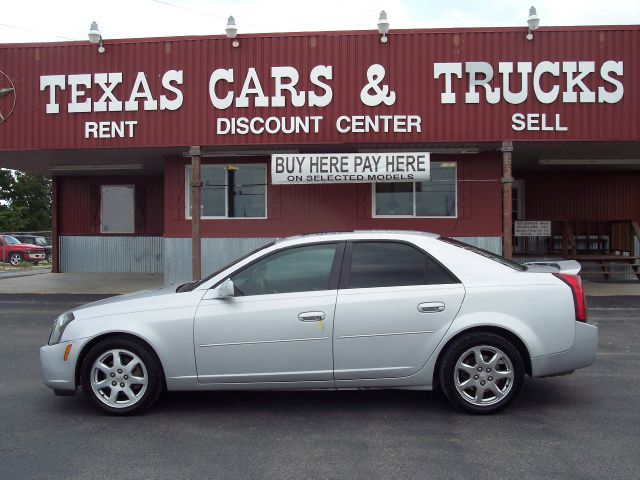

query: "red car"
(0, 234), (46, 266)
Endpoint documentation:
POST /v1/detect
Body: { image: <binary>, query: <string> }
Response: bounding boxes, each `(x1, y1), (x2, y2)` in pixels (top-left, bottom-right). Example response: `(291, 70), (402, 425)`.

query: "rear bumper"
(531, 322), (598, 377)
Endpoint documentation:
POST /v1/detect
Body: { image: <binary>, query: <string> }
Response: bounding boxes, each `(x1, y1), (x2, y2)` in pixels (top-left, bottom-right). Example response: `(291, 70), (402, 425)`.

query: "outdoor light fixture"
(226, 16), (239, 47)
(526, 6), (540, 41)
(377, 11), (390, 43)
(88, 21), (105, 54)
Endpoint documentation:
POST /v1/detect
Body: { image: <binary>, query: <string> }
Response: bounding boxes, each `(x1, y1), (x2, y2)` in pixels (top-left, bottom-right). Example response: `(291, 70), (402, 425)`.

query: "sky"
(1, 0), (639, 44)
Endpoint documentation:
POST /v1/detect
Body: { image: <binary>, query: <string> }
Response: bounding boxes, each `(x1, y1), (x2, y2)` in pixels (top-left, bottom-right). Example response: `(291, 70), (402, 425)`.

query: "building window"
(185, 164), (267, 219)
(101, 185), (135, 233)
(373, 161), (457, 218)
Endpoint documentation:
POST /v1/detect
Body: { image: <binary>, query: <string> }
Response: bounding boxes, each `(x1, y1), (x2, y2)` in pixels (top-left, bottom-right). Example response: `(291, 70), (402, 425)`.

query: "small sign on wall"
(271, 152), (430, 184)
(514, 220), (551, 237)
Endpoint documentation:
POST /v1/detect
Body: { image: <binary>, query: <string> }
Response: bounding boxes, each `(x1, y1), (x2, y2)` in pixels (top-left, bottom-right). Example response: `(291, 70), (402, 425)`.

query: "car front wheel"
(438, 332), (525, 414)
(9, 252), (22, 266)
(80, 337), (164, 415)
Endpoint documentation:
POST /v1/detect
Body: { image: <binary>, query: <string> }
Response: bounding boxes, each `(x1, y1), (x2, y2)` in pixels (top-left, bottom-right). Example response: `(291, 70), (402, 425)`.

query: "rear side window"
(439, 237), (527, 271)
(345, 242), (458, 289)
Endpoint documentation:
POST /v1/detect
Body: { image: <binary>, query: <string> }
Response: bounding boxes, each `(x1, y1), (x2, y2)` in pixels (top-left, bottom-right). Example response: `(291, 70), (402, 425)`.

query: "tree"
(0, 169), (51, 232)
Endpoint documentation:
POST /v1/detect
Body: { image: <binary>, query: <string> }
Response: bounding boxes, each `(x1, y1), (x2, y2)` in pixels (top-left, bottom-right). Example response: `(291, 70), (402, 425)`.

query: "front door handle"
(298, 311), (326, 322)
(417, 302), (445, 313)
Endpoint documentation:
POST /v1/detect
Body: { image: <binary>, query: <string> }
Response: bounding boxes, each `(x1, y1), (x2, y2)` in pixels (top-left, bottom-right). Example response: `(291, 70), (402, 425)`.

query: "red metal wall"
(164, 153), (501, 238)
(58, 175), (164, 235)
(520, 171), (640, 222)
(0, 26), (638, 151)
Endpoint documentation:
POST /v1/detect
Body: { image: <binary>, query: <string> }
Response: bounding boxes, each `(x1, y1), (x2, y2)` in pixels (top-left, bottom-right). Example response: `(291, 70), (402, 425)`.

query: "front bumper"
(40, 337), (90, 392)
(25, 252), (45, 261)
(531, 321), (598, 377)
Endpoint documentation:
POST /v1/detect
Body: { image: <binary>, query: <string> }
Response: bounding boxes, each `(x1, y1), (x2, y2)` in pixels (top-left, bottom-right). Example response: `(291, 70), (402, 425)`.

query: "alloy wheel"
(90, 349), (149, 409)
(453, 345), (515, 406)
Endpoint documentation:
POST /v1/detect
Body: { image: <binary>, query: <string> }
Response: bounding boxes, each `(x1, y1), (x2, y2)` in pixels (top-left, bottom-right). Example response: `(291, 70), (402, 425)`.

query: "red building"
(0, 25), (638, 283)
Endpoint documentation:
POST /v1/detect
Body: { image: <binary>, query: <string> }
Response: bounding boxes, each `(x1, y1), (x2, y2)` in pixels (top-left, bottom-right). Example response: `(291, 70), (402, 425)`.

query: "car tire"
(9, 252), (22, 266)
(438, 331), (525, 414)
(47, 253), (52, 263)
(80, 337), (164, 415)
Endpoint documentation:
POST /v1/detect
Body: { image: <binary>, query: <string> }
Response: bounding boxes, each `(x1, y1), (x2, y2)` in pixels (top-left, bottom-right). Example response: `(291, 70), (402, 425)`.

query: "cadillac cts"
(40, 231), (597, 415)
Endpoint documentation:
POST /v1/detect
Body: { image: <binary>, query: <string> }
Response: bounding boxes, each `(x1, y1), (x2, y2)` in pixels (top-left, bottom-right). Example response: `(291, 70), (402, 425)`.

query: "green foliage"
(0, 169), (51, 232)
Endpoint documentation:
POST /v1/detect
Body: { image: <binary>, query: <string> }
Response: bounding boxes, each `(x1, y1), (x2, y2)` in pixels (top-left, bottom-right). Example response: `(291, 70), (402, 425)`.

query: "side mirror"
(217, 279), (235, 298)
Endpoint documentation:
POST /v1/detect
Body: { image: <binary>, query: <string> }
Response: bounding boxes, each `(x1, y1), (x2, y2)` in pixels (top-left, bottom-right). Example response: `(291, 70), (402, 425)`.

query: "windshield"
(3, 235), (20, 245)
(185, 241), (276, 291)
(34, 237), (48, 246)
(439, 237), (527, 271)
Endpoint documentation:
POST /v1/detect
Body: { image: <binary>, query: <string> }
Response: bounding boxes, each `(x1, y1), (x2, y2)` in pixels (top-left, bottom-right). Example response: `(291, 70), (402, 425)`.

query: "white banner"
(271, 152), (430, 184)
(514, 221), (551, 237)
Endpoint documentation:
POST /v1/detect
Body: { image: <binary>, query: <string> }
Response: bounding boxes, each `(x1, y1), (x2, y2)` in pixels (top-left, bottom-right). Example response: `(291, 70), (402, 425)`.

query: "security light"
(226, 16), (239, 48)
(88, 21), (105, 54)
(526, 6), (540, 41)
(377, 11), (390, 43)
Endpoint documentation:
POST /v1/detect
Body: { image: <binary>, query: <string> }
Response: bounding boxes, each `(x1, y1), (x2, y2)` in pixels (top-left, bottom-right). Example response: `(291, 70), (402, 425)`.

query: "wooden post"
(501, 141), (514, 259)
(51, 176), (59, 273)
(189, 146), (202, 281)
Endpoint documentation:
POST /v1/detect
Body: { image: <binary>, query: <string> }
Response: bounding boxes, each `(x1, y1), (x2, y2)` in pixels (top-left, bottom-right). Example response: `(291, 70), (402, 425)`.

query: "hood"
(71, 283), (193, 318)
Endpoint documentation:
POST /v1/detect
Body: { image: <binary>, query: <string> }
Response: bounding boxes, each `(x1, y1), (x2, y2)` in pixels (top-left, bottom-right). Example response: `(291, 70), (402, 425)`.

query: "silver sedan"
(40, 231), (597, 415)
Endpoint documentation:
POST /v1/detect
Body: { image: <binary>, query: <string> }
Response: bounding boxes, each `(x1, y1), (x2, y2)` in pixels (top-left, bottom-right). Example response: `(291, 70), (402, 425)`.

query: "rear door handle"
(298, 311), (326, 322)
(417, 302), (445, 313)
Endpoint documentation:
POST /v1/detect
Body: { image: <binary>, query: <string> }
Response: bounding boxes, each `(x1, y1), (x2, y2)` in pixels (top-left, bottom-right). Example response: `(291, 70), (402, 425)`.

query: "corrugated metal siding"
(60, 236), (163, 273)
(521, 172), (640, 222)
(163, 236), (498, 285)
(164, 237), (275, 284)
(164, 153), (502, 238)
(1, 26), (638, 150)
(58, 175), (164, 235)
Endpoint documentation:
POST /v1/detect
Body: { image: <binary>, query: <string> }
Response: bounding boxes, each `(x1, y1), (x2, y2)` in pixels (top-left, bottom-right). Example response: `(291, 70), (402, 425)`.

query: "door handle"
(298, 311), (326, 322)
(417, 302), (445, 313)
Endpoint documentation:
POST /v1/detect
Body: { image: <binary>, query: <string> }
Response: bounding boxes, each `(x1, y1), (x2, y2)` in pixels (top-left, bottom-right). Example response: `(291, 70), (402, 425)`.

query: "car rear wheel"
(9, 252), (22, 266)
(438, 332), (525, 414)
(80, 337), (164, 415)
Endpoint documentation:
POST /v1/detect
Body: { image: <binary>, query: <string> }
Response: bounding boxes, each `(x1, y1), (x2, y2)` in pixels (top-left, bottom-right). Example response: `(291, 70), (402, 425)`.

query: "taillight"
(554, 273), (587, 322)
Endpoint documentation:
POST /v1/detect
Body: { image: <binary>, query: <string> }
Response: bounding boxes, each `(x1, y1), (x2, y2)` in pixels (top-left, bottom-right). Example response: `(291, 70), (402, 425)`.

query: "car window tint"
(348, 242), (457, 288)
(231, 243), (337, 296)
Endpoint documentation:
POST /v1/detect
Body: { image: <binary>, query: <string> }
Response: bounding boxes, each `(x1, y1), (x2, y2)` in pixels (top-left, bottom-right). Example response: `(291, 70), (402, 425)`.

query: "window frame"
(100, 184), (135, 234)
(371, 161), (458, 219)
(339, 240), (460, 289)
(184, 163), (268, 220)
(215, 241), (346, 296)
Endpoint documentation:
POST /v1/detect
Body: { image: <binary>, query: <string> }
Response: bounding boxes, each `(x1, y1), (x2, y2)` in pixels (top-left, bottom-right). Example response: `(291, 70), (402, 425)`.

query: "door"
(194, 242), (343, 384)
(333, 241), (465, 380)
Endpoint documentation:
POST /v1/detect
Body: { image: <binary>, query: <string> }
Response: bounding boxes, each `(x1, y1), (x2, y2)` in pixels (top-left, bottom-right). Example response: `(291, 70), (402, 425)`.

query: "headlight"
(25, 250), (32, 254)
(48, 312), (75, 345)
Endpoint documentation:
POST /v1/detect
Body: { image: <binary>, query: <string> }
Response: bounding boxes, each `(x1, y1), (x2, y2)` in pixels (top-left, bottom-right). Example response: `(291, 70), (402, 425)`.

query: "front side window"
(346, 242), (458, 288)
(374, 162), (457, 217)
(231, 243), (338, 296)
(3, 235), (20, 245)
(186, 164), (266, 219)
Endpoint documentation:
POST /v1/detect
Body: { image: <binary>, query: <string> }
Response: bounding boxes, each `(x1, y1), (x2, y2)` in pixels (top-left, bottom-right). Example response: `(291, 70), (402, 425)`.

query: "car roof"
(275, 230), (440, 245)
